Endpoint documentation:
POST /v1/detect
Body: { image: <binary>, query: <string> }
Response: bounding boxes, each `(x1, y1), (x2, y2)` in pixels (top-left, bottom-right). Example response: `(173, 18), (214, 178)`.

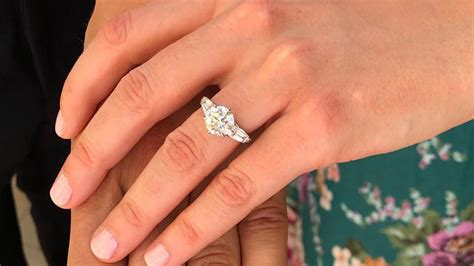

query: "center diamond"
(204, 105), (236, 136)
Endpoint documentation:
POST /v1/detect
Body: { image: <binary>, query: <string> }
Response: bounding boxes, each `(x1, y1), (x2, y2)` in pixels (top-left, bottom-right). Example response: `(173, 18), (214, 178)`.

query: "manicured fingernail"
(55, 111), (65, 137)
(91, 229), (118, 260)
(49, 172), (72, 206)
(144, 244), (169, 266)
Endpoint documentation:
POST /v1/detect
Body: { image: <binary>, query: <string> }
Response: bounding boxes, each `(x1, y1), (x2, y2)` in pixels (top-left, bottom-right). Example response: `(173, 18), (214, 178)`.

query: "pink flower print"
(369, 212), (380, 223)
(402, 200), (412, 210)
(412, 216), (424, 228)
(419, 153), (436, 169)
(385, 196), (395, 205)
(417, 141), (431, 154)
(358, 182), (371, 194)
(372, 186), (381, 200)
(392, 209), (401, 220)
(423, 198), (430, 205)
(417, 137), (467, 170)
(422, 252), (457, 266)
(298, 173), (310, 203)
(378, 209), (388, 220)
(287, 208), (305, 266)
(423, 222), (474, 266)
(332, 246), (351, 266)
(326, 164), (341, 182)
(384, 208), (394, 218)
(449, 201), (458, 212)
(421, 198), (430, 208)
(438, 143), (452, 161)
(287, 206), (297, 224)
(370, 186), (382, 209)
(320, 185), (333, 211)
(414, 197), (431, 213)
(399, 201), (414, 221)
(383, 196), (395, 217)
(350, 257), (363, 266)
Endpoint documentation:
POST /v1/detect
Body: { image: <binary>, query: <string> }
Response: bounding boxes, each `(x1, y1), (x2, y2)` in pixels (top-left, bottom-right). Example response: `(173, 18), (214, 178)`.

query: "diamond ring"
(200, 97), (250, 144)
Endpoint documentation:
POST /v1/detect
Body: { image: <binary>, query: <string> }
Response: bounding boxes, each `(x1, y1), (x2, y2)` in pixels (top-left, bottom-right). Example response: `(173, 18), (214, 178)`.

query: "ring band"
(200, 97), (251, 144)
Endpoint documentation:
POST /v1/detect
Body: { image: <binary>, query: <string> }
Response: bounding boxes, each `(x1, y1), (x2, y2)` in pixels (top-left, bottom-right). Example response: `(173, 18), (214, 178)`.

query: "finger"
(144, 114), (309, 265)
(188, 168), (241, 266)
(128, 200), (187, 266)
(120, 104), (197, 266)
(57, 0), (218, 139)
(89, 76), (288, 262)
(83, 0), (152, 46)
(50, 17), (238, 209)
(68, 161), (188, 266)
(238, 190), (288, 266)
(68, 175), (125, 266)
(69, 118), (189, 266)
(187, 228), (240, 266)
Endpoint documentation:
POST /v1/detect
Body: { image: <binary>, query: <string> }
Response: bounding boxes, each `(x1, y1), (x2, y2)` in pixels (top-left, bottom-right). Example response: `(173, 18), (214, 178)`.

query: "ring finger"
(89, 74), (288, 262)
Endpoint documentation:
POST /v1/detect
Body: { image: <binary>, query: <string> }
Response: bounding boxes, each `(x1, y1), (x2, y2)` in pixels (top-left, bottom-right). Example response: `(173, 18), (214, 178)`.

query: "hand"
(53, 0), (473, 264)
(68, 2), (287, 265)
(68, 103), (288, 266)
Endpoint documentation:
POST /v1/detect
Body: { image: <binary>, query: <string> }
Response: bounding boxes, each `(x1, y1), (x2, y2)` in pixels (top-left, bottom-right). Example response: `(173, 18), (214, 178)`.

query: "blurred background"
(1, 1), (93, 265)
(12, 176), (47, 265)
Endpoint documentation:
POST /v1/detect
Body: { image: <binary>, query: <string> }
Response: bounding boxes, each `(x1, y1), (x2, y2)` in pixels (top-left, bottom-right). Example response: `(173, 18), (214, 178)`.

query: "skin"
(54, 0), (474, 265)
(69, 96), (288, 266)
(68, 2), (288, 265)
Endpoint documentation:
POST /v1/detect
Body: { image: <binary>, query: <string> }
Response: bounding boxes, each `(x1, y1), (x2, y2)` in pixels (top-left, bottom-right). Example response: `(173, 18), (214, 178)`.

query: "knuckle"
(162, 128), (204, 173)
(99, 10), (132, 47)
(189, 237), (236, 265)
(189, 244), (235, 266)
(265, 39), (311, 74)
(227, 0), (273, 36)
(189, 257), (234, 266)
(71, 136), (100, 169)
(241, 205), (288, 233)
(177, 214), (203, 244)
(213, 166), (255, 209)
(119, 199), (147, 228)
(259, 40), (314, 98)
(114, 67), (155, 116)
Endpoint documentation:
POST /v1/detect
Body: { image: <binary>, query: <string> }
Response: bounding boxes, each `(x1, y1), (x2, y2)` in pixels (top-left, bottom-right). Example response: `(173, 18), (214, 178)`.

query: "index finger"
(68, 175), (125, 266)
(238, 190), (288, 266)
(57, 0), (217, 139)
(50, 18), (236, 209)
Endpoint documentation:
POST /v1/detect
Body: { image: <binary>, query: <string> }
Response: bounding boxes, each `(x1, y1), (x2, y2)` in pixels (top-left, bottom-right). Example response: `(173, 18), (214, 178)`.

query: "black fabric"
(0, 180), (27, 266)
(0, 0), (94, 265)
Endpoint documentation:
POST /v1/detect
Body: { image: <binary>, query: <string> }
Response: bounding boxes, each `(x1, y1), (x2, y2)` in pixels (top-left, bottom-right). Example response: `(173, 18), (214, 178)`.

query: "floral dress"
(286, 121), (474, 266)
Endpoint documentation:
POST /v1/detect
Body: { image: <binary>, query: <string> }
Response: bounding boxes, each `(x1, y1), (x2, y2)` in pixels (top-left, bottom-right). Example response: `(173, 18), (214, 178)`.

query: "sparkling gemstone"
(204, 105), (236, 136)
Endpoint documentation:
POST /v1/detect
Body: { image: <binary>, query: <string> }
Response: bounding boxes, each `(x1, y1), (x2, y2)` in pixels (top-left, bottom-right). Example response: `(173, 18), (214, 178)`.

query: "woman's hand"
(68, 2), (287, 265)
(52, 0), (473, 264)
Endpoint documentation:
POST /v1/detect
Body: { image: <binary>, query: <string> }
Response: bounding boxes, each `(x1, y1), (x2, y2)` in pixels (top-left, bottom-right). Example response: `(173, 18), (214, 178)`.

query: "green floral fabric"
(286, 121), (474, 266)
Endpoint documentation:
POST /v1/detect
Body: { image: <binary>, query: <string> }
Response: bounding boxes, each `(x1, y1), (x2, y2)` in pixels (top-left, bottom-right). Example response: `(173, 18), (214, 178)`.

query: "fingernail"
(91, 229), (118, 260)
(49, 172), (72, 206)
(55, 111), (65, 137)
(144, 244), (170, 266)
